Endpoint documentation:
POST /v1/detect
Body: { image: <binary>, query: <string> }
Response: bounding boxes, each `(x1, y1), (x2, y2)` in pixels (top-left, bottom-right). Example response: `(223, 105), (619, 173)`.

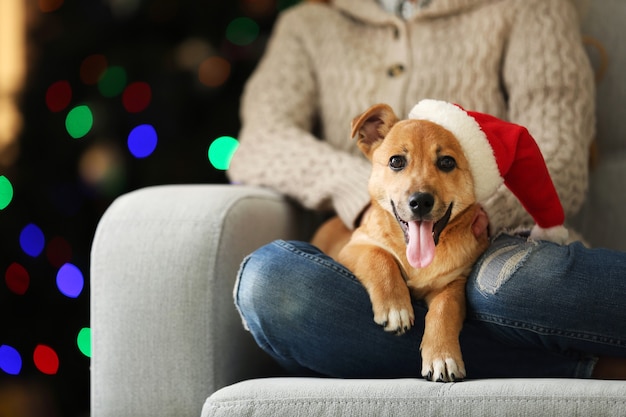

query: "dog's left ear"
(350, 104), (399, 158)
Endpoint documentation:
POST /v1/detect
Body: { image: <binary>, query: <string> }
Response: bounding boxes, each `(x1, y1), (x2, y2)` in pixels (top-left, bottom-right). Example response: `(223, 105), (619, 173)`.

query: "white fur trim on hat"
(408, 99), (503, 202)
(530, 224), (569, 244)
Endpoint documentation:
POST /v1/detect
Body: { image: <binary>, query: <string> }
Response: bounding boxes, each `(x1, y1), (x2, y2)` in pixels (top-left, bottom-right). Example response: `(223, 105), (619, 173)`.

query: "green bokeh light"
(208, 136), (239, 170)
(98, 66), (127, 97)
(77, 327), (91, 358)
(0, 176), (14, 210)
(226, 17), (259, 46)
(65, 105), (94, 139)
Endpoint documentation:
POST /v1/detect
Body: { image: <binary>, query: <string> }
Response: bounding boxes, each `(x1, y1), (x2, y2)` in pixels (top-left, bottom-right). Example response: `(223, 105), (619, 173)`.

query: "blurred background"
(0, 0), (296, 415)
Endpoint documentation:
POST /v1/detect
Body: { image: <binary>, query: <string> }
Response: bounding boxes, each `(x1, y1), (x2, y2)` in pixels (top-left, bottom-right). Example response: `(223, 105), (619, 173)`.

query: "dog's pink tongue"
(406, 220), (435, 269)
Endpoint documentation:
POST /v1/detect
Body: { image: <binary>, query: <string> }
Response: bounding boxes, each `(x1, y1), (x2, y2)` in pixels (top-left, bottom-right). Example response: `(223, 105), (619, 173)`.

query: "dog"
(312, 103), (490, 382)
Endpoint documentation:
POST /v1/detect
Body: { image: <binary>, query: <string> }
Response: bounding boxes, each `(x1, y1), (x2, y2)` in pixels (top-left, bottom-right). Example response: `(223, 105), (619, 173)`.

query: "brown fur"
(312, 104), (489, 381)
(311, 216), (352, 258)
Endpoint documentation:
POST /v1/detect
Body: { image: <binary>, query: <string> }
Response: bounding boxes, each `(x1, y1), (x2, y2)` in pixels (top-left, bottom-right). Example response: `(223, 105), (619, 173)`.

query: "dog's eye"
(437, 156), (456, 172)
(389, 155), (406, 171)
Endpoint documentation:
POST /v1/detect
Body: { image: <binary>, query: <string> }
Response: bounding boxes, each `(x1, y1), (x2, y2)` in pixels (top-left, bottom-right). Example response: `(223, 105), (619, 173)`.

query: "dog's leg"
(420, 279), (466, 382)
(339, 244), (415, 334)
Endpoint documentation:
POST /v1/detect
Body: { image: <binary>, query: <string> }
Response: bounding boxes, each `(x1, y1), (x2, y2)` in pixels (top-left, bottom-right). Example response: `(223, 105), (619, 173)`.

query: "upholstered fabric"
(91, 185), (307, 416)
(571, 0), (626, 251)
(202, 377), (626, 417)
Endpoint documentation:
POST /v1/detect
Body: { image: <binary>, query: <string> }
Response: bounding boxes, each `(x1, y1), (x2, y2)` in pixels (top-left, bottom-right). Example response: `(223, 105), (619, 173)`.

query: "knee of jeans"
(234, 241), (310, 333)
(233, 253), (256, 332)
(469, 238), (538, 296)
(234, 247), (271, 332)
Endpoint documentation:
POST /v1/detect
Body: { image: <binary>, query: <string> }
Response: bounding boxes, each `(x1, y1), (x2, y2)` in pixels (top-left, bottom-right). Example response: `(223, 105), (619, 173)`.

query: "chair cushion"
(202, 377), (626, 416)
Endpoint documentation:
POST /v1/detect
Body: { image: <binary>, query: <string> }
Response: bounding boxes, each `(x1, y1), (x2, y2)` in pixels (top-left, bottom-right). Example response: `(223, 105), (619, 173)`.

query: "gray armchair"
(91, 2), (626, 416)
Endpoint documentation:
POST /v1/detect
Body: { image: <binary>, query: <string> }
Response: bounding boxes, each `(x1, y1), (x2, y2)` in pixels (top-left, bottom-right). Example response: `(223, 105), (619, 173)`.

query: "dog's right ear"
(350, 104), (399, 158)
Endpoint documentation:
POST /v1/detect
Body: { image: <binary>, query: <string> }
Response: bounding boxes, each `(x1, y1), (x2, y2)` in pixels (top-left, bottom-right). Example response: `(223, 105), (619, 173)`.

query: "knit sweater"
(228, 0), (595, 235)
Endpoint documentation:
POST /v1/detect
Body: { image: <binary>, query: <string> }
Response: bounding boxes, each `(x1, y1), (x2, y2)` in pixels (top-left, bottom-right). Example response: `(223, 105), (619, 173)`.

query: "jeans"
(234, 234), (626, 379)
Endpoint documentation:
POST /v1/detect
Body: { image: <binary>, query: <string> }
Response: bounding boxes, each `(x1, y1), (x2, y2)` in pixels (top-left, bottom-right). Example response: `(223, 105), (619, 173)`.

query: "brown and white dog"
(313, 103), (490, 382)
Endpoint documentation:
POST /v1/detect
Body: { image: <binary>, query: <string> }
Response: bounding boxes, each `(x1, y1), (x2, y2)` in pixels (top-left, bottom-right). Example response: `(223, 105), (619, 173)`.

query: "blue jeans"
(234, 234), (626, 379)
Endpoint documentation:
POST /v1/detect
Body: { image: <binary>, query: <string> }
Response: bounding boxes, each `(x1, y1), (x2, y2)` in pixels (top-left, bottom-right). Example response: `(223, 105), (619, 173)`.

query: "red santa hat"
(408, 99), (569, 244)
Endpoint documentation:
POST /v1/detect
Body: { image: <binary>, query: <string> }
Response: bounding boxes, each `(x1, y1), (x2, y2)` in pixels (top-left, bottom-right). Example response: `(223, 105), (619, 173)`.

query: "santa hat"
(408, 99), (568, 244)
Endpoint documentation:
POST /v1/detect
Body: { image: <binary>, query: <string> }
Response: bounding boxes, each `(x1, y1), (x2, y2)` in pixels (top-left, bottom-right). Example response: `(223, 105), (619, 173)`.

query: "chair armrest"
(91, 184), (316, 417)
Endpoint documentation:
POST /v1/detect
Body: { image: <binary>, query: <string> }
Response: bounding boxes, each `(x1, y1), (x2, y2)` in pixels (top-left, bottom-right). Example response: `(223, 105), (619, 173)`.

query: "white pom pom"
(530, 225), (569, 244)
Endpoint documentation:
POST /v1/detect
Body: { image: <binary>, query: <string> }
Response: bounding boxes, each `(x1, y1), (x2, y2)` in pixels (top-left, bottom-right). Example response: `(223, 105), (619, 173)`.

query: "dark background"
(0, 1), (297, 415)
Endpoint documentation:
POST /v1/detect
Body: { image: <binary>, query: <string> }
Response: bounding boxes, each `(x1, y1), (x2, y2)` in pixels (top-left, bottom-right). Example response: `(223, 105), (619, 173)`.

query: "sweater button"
(387, 64), (405, 77)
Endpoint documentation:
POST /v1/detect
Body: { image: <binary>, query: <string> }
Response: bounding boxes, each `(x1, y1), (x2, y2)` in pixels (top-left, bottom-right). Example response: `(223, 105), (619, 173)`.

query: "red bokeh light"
(46, 236), (73, 268)
(45, 80), (72, 113)
(5, 262), (30, 295)
(122, 81), (152, 113)
(33, 345), (59, 375)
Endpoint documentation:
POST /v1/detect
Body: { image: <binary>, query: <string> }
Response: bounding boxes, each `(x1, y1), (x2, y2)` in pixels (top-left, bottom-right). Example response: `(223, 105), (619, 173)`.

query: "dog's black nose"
(408, 192), (434, 217)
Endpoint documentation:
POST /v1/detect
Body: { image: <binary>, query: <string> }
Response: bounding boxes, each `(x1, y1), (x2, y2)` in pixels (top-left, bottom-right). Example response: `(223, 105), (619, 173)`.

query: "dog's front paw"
(421, 347), (466, 382)
(372, 303), (415, 335)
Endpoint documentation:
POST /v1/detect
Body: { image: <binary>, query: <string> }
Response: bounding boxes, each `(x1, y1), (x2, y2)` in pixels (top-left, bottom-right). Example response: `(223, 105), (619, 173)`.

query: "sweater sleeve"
(493, 0), (595, 229)
(227, 6), (371, 229)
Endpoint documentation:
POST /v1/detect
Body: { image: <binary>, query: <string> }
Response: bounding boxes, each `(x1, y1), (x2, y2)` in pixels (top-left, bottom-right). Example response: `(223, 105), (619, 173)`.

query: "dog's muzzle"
(392, 200), (454, 246)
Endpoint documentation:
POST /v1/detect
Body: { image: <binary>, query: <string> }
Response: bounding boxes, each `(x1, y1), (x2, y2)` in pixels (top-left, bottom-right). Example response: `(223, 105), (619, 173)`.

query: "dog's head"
(351, 103), (477, 268)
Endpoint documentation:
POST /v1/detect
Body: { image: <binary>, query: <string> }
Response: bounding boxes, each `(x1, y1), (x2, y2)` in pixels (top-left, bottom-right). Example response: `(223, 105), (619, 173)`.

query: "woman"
(228, 0), (626, 379)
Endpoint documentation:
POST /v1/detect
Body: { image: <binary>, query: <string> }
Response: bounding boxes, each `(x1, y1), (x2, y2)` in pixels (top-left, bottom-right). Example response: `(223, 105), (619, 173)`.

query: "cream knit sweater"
(228, 0), (595, 235)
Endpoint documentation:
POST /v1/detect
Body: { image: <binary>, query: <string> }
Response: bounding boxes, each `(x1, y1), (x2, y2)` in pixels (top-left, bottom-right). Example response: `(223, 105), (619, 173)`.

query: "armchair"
(91, 1), (626, 415)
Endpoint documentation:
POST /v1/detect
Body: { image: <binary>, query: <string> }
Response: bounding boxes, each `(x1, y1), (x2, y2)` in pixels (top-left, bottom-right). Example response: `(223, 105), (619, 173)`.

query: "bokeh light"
(65, 105), (94, 139)
(98, 65), (127, 97)
(45, 80), (72, 112)
(5, 262), (30, 295)
(127, 124), (157, 158)
(39, 0), (64, 13)
(241, 0), (276, 18)
(176, 38), (214, 72)
(79, 142), (126, 196)
(208, 136), (239, 170)
(226, 17), (260, 46)
(33, 344), (59, 375)
(0, 175), (13, 210)
(0, 345), (22, 375)
(198, 56), (231, 88)
(46, 236), (72, 268)
(20, 223), (45, 257)
(56, 263), (84, 298)
(77, 328), (91, 358)
(122, 81), (152, 113)
(80, 54), (108, 85)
